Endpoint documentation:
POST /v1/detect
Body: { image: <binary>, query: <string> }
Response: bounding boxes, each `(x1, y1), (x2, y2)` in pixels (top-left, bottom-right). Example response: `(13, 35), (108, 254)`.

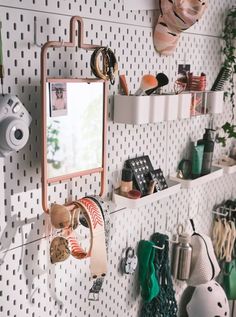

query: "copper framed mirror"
(41, 16), (107, 212)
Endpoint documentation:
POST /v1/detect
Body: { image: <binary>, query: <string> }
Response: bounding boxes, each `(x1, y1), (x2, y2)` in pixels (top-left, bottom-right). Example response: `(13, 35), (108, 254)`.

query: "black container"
(197, 128), (215, 175)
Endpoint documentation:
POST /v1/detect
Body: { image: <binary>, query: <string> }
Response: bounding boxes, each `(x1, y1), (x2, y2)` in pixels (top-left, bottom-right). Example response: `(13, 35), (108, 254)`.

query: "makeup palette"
(148, 169), (168, 192)
(125, 155), (154, 195)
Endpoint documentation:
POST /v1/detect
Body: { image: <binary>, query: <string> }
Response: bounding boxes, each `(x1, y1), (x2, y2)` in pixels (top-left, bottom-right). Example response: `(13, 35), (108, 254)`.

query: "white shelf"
(170, 166), (223, 189)
(213, 163), (236, 175)
(112, 179), (181, 209)
(113, 91), (224, 125)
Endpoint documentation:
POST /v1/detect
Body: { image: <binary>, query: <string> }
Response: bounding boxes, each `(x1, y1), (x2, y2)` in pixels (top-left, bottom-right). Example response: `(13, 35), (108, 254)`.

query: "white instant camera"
(0, 94), (32, 157)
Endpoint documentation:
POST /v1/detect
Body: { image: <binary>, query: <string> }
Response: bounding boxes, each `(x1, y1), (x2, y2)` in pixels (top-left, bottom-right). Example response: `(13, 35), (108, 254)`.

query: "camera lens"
(14, 129), (23, 140)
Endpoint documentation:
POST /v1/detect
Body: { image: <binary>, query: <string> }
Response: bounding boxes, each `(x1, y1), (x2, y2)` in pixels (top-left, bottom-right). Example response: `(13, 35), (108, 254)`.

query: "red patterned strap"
(67, 235), (88, 259)
(79, 198), (104, 229)
(75, 198), (107, 278)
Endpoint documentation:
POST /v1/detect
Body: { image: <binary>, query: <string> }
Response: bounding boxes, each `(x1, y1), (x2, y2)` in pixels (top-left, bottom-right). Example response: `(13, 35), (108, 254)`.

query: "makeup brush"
(145, 73), (169, 95)
(119, 74), (129, 95)
(134, 74), (158, 96)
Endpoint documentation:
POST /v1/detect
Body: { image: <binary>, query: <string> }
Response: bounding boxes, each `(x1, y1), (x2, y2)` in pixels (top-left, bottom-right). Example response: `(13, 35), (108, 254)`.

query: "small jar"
(119, 168), (133, 197)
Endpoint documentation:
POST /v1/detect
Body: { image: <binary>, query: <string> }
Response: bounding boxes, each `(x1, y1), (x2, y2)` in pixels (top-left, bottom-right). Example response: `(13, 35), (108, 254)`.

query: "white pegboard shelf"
(112, 179), (181, 209)
(170, 166), (223, 189)
(213, 162), (236, 175)
(113, 91), (224, 125)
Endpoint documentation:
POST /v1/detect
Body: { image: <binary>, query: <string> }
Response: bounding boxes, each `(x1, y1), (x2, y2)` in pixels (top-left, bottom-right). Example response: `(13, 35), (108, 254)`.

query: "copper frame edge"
(41, 16), (106, 213)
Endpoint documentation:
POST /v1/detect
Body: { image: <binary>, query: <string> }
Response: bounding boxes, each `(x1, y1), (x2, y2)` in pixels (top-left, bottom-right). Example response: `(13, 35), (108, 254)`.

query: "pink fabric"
(154, 0), (207, 55)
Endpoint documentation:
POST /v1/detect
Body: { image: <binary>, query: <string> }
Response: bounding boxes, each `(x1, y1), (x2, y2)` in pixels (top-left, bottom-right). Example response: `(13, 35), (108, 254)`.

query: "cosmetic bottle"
(197, 128), (215, 175)
(119, 168), (133, 197)
(171, 233), (192, 280)
(191, 141), (204, 179)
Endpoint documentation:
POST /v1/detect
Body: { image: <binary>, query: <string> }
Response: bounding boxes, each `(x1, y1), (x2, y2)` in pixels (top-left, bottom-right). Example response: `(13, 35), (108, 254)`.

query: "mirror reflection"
(46, 80), (104, 179)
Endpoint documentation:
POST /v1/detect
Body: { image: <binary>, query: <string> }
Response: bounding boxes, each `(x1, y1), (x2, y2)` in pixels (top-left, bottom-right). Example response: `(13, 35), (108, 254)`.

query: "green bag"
(223, 259), (236, 300)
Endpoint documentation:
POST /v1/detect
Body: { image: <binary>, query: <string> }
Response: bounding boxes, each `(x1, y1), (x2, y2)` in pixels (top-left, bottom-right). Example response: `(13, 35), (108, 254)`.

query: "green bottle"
(191, 142), (204, 179)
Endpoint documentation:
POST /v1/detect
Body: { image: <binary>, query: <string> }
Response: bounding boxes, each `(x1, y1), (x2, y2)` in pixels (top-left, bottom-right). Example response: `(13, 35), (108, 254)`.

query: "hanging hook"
(34, 17), (43, 47)
(212, 209), (228, 217)
(152, 244), (165, 250)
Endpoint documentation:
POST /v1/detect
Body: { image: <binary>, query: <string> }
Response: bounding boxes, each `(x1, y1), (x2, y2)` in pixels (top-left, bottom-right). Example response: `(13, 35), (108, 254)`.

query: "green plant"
(47, 121), (61, 167)
(216, 122), (236, 147)
(216, 7), (236, 147)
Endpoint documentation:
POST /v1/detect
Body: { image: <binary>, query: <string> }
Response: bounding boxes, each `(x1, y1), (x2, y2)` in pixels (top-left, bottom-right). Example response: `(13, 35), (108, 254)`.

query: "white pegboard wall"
(0, 0), (235, 35)
(0, 1), (236, 317)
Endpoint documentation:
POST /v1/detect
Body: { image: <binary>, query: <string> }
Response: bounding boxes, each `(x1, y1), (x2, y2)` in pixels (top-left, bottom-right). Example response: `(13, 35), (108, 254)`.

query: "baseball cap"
(154, 0), (207, 55)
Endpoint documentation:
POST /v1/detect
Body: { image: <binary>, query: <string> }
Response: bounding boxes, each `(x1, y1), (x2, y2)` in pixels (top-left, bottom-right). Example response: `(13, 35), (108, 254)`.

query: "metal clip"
(88, 291), (99, 301)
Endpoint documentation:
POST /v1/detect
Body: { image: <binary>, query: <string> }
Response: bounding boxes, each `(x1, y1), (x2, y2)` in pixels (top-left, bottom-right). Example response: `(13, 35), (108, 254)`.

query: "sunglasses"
(49, 197), (105, 267)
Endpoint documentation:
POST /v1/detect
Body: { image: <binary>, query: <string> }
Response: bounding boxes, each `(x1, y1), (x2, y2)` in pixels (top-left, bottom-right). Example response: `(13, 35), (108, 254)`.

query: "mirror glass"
(46, 79), (104, 180)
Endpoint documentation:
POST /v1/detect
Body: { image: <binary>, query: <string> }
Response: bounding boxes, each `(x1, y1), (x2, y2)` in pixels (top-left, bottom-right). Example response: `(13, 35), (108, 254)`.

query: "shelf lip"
(213, 163), (236, 175)
(170, 166), (223, 189)
(112, 179), (181, 209)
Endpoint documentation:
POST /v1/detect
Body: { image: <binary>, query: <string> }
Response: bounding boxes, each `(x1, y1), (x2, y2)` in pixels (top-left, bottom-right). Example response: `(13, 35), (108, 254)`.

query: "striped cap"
(154, 0), (207, 55)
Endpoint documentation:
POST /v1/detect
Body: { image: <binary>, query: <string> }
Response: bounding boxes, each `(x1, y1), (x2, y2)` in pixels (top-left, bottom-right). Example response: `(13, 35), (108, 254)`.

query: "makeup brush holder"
(113, 91), (224, 125)
(178, 93), (191, 119)
(190, 91), (208, 116)
(164, 94), (179, 121)
(114, 95), (150, 125)
(207, 91), (224, 114)
(149, 95), (165, 123)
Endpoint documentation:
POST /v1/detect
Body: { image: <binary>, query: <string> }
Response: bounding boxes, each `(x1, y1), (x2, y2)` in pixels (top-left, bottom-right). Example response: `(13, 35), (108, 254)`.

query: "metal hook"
(212, 209), (228, 217)
(153, 244), (165, 250)
(33, 17), (43, 47)
(165, 230), (178, 244)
